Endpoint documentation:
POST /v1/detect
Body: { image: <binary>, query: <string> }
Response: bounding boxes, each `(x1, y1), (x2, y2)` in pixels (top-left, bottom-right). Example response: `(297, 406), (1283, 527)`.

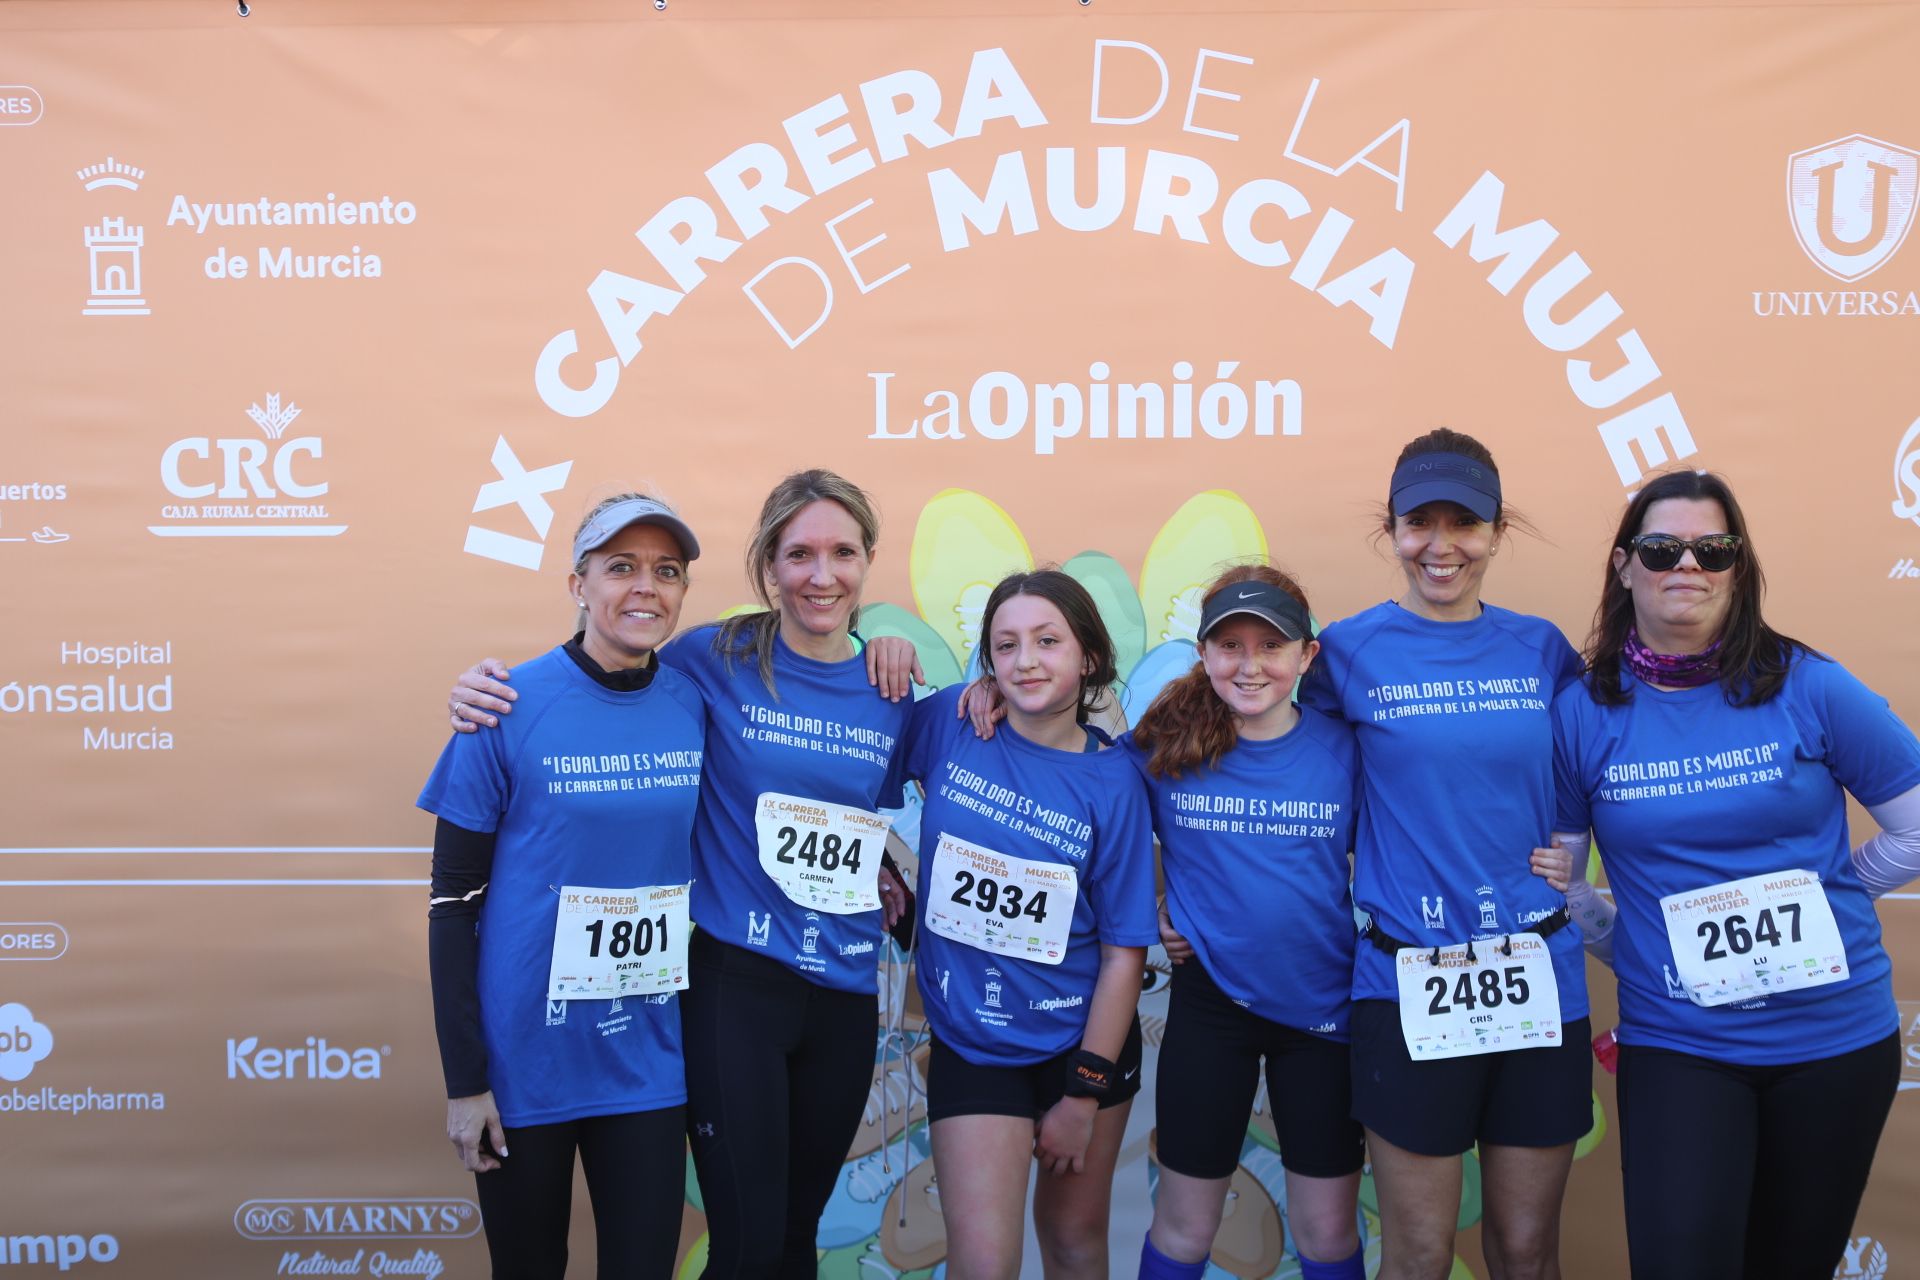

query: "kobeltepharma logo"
(1755, 133), (1920, 318)
(225, 1035), (389, 1081)
(0, 1004), (166, 1117)
(152, 393), (345, 538)
(1836, 1235), (1890, 1280)
(235, 1199), (479, 1241)
(0, 1002), (53, 1082)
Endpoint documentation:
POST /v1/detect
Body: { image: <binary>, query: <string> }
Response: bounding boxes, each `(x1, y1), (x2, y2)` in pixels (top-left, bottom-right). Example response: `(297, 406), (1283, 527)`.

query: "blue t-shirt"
(1127, 707), (1362, 1038)
(901, 686), (1160, 1066)
(1301, 601), (1588, 1016)
(663, 626), (911, 992)
(416, 647), (705, 1127)
(1553, 655), (1920, 1064)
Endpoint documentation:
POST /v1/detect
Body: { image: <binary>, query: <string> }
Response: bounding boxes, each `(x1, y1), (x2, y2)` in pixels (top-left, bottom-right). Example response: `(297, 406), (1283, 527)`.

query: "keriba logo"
(1787, 134), (1919, 282)
(226, 1036), (388, 1081)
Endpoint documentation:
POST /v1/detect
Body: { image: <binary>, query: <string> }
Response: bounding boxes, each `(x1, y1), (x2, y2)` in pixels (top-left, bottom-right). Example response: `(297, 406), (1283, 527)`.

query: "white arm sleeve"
(1555, 830), (1617, 968)
(1851, 784), (1920, 899)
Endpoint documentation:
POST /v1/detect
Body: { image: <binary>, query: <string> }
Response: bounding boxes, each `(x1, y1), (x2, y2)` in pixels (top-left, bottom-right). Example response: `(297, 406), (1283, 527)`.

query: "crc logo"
(0, 1002), (53, 1082)
(225, 1036), (388, 1081)
(1836, 1235), (1890, 1279)
(153, 394), (345, 538)
(234, 1199), (481, 1241)
(1788, 134), (1920, 282)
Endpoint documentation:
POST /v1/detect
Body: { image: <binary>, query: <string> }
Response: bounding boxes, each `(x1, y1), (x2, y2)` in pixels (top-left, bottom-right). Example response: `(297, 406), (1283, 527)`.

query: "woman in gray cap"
(443, 471), (921, 1278)
(419, 492), (708, 1278)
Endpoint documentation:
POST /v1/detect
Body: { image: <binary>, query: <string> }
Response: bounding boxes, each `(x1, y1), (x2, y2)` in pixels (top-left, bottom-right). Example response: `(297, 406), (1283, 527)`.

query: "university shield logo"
(1787, 134), (1920, 282)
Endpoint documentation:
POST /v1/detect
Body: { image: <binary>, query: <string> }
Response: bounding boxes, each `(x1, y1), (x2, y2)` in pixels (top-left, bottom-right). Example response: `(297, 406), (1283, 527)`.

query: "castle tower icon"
(83, 216), (149, 316)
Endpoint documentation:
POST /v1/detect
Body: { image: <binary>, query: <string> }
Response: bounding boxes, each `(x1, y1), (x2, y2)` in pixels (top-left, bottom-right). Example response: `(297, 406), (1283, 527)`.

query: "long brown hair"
(1585, 469), (1807, 706)
(975, 570), (1118, 725)
(712, 469), (881, 697)
(1132, 565), (1313, 779)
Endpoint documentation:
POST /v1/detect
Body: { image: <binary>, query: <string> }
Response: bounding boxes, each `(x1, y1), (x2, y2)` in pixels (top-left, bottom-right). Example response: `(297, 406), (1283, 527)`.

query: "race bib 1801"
(754, 792), (891, 915)
(1660, 869), (1848, 1008)
(1394, 932), (1563, 1060)
(546, 882), (691, 1001)
(924, 831), (1076, 966)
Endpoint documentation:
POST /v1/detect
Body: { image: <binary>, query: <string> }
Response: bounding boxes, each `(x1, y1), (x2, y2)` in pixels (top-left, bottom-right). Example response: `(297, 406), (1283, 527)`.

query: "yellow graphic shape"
(1138, 491), (1268, 646)
(909, 489), (1033, 671)
(677, 1234), (708, 1280)
(1063, 550), (1147, 678)
(716, 603), (765, 620)
(1573, 1089), (1609, 1160)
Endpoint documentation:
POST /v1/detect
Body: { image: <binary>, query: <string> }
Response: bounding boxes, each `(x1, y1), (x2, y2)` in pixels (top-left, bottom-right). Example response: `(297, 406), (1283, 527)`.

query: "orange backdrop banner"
(3, 2), (1919, 1276)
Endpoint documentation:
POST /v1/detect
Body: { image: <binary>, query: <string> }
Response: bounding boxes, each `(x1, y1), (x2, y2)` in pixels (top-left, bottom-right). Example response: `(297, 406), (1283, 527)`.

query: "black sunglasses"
(1627, 533), (1742, 573)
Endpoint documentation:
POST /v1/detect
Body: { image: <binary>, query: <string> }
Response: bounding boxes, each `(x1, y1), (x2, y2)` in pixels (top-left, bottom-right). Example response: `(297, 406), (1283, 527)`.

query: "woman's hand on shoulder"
(446, 1091), (507, 1171)
(955, 675), (1005, 740)
(865, 636), (925, 702)
(449, 659), (516, 733)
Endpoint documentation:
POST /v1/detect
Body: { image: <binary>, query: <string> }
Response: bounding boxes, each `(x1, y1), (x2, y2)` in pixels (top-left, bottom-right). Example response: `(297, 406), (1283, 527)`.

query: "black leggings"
(473, 1105), (686, 1280)
(1616, 1033), (1899, 1280)
(681, 930), (877, 1279)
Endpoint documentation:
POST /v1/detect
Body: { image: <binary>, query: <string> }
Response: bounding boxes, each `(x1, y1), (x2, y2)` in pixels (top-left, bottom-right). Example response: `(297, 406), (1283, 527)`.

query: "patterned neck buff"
(1623, 624), (1722, 689)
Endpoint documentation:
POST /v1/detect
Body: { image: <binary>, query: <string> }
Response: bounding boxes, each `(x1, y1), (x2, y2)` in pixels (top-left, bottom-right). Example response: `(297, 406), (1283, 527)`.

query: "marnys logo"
(225, 1036), (388, 1081)
(153, 393), (345, 539)
(0, 1002), (53, 1081)
(235, 1199), (480, 1241)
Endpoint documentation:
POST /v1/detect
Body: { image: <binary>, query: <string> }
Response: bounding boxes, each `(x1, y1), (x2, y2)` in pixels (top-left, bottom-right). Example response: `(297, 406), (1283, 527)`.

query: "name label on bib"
(1659, 869), (1848, 1008)
(754, 791), (890, 915)
(925, 831), (1076, 966)
(1394, 932), (1562, 1060)
(546, 882), (691, 1000)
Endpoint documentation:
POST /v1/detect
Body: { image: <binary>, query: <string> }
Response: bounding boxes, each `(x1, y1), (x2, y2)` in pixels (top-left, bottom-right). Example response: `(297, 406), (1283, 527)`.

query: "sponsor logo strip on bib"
(1394, 933), (1563, 1060)
(925, 831), (1076, 966)
(1660, 868), (1848, 1008)
(547, 883), (691, 1000)
(754, 791), (890, 915)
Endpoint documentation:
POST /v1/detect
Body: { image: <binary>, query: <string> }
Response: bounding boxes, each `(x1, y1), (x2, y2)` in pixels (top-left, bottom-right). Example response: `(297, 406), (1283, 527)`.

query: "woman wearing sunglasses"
(1548, 469), (1920, 1278)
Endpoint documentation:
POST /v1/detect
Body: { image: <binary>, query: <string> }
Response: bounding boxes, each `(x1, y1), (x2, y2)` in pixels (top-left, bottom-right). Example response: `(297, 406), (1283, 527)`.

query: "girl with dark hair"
(443, 470), (923, 1278)
(1126, 565), (1369, 1280)
(896, 568), (1159, 1280)
(1547, 469), (1920, 1278)
(1300, 428), (1593, 1280)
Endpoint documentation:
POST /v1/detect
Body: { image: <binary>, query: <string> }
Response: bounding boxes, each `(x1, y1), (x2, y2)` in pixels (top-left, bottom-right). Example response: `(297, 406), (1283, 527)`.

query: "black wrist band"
(1063, 1049), (1117, 1099)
